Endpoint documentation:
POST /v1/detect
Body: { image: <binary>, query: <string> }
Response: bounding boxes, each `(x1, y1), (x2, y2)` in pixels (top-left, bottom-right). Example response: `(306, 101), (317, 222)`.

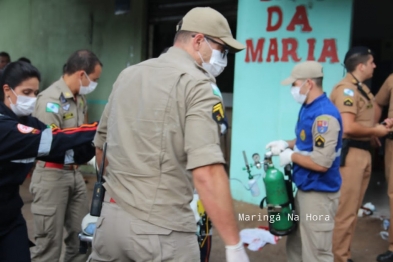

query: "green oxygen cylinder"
(263, 152), (294, 235)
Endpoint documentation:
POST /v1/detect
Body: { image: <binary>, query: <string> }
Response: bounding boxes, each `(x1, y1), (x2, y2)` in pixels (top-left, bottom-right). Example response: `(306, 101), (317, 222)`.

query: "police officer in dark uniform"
(0, 61), (97, 261)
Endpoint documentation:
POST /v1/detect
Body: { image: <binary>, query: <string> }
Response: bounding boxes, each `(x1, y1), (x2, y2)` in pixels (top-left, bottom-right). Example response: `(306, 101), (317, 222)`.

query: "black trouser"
(0, 212), (31, 262)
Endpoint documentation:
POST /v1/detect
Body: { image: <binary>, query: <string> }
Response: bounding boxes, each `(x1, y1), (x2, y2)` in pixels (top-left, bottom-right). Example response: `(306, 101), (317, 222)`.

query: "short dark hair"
(344, 54), (371, 73)
(0, 61), (41, 101)
(18, 57), (31, 64)
(312, 77), (323, 87)
(0, 52), (11, 61)
(63, 49), (102, 75)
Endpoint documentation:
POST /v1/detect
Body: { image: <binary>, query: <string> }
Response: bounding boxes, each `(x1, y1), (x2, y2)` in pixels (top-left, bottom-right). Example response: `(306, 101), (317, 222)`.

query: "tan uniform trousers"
(385, 139), (393, 251)
(286, 190), (339, 262)
(29, 161), (89, 262)
(89, 194), (200, 262)
(333, 147), (372, 262)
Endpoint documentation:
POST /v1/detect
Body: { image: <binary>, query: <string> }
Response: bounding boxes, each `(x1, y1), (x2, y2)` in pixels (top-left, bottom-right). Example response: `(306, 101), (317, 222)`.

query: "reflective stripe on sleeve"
(64, 149), (74, 164)
(37, 128), (53, 157)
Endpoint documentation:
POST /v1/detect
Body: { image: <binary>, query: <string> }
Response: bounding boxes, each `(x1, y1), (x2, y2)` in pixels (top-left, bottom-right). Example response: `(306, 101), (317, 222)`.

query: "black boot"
(377, 251), (393, 262)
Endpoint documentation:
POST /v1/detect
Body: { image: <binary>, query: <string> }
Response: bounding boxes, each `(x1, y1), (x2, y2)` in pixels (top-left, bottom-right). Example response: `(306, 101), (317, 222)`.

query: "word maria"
(238, 213), (331, 222)
(245, 5), (339, 63)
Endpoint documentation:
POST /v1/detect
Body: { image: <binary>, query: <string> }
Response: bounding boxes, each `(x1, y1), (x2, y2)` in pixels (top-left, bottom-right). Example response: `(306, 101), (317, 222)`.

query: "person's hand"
(266, 140), (288, 155)
(225, 241), (250, 262)
(373, 124), (390, 137)
(382, 118), (393, 129)
(279, 148), (294, 167)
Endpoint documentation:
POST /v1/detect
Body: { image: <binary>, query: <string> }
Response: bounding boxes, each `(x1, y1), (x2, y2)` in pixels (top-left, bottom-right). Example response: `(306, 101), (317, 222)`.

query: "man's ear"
(193, 33), (205, 51)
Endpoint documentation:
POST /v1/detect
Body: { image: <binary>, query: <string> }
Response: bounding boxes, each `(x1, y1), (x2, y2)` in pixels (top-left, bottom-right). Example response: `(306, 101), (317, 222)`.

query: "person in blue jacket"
(266, 61), (344, 262)
(0, 61), (97, 262)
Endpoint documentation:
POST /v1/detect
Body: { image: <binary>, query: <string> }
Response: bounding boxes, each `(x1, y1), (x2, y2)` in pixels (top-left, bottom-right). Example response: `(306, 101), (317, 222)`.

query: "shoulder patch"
(344, 98), (353, 107)
(46, 102), (60, 113)
(211, 83), (222, 98)
(212, 102), (224, 121)
(343, 88), (354, 97)
(17, 124), (34, 134)
(212, 102), (228, 135)
(316, 116), (330, 134)
(315, 135), (325, 148)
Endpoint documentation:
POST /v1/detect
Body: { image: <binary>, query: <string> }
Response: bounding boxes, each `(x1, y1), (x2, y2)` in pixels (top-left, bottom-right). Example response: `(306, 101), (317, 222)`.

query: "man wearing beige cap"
(266, 61), (343, 262)
(89, 6), (249, 262)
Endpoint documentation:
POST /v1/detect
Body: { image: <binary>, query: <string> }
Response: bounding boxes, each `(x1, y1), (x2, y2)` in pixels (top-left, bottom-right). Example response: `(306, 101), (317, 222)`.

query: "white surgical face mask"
(290, 81), (309, 104)
(9, 89), (37, 116)
(79, 72), (98, 95)
(198, 38), (228, 77)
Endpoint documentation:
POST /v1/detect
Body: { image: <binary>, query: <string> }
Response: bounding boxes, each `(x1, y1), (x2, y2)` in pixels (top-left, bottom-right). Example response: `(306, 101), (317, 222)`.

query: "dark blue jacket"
(293, 93), (343, 192)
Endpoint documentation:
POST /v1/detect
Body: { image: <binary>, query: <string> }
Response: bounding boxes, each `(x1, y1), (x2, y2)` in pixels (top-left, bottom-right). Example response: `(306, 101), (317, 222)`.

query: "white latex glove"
(265, 140), (288, 155)
(279, 148), (294, 167)
(225, 241), (250, 262)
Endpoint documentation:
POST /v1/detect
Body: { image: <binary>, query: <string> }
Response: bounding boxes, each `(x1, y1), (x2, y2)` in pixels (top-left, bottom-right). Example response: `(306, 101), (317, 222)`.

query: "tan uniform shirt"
(33, 77), (87, 130)
(375, 74), (393, 117)
(94, 47), (226, 232)
(310, 114), (341, 168)
(330, 74), (374, 141)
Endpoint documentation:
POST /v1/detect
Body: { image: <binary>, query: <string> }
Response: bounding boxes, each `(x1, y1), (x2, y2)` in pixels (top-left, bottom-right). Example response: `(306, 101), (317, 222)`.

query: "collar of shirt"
(0, 101), (17, 119)
(58, 77), (78, 100)
(165, 47), (216, 83)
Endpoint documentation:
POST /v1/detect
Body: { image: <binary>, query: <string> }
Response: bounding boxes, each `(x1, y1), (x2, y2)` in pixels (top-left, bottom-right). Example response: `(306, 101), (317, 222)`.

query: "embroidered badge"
(300, 130), (306, 141)
(17, 124), (34, 134)
(63, 112), (74, 120)
(48, 123), (59, 130)
(315, 135), (325, 148)
(60, 94), (67, 103)
(316, 116), (329, 134)
(212, 102), (225, 122)
(343, 88), (354, 97)
(344, 98), (353, 107)
(63, 104), (70, 111)
(212, 102), (228, 135)
(46, 102), (60, 113)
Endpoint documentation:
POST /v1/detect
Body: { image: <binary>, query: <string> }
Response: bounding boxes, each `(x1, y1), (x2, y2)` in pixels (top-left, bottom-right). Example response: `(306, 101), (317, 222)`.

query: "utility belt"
(39, 161), (78, 170)
(387, 132), (393, 140)
(340, 139), (371, 167)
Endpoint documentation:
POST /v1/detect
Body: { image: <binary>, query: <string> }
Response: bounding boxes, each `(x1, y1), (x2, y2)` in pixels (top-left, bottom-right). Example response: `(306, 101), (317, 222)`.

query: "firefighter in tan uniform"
(330, 47), (393, 262)
(374, 74), (393, 262)
(30, 50), (102, 262)
(89, 7), (249, 262)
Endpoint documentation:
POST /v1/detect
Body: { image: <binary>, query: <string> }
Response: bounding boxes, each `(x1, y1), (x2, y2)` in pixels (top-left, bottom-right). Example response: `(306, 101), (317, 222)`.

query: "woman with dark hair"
(0, 61), (97, 261)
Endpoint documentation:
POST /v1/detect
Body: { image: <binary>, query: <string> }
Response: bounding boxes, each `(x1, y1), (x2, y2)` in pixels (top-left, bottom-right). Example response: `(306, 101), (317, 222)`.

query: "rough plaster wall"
(0, 0), (146, 121)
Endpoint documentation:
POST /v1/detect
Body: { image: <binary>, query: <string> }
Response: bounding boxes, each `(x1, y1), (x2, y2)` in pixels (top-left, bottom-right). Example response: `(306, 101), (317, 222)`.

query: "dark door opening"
(146, 0), (239, 94)
(351, 0), (393, 173)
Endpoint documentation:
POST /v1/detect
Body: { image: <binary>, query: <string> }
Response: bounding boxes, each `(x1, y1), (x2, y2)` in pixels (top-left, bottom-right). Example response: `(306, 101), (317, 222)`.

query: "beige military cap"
(177, 7), (246, 53)
(281, 61), (324, 86)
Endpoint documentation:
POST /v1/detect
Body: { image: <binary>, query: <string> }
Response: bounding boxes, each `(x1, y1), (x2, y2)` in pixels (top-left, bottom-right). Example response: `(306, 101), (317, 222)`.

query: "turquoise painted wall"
(230, 0), (353, 205)
(0, 0), (146, 122)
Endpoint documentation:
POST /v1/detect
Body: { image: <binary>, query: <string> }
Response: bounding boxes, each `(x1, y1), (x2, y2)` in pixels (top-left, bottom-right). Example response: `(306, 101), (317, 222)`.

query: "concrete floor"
(20, 169), (391, 262)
